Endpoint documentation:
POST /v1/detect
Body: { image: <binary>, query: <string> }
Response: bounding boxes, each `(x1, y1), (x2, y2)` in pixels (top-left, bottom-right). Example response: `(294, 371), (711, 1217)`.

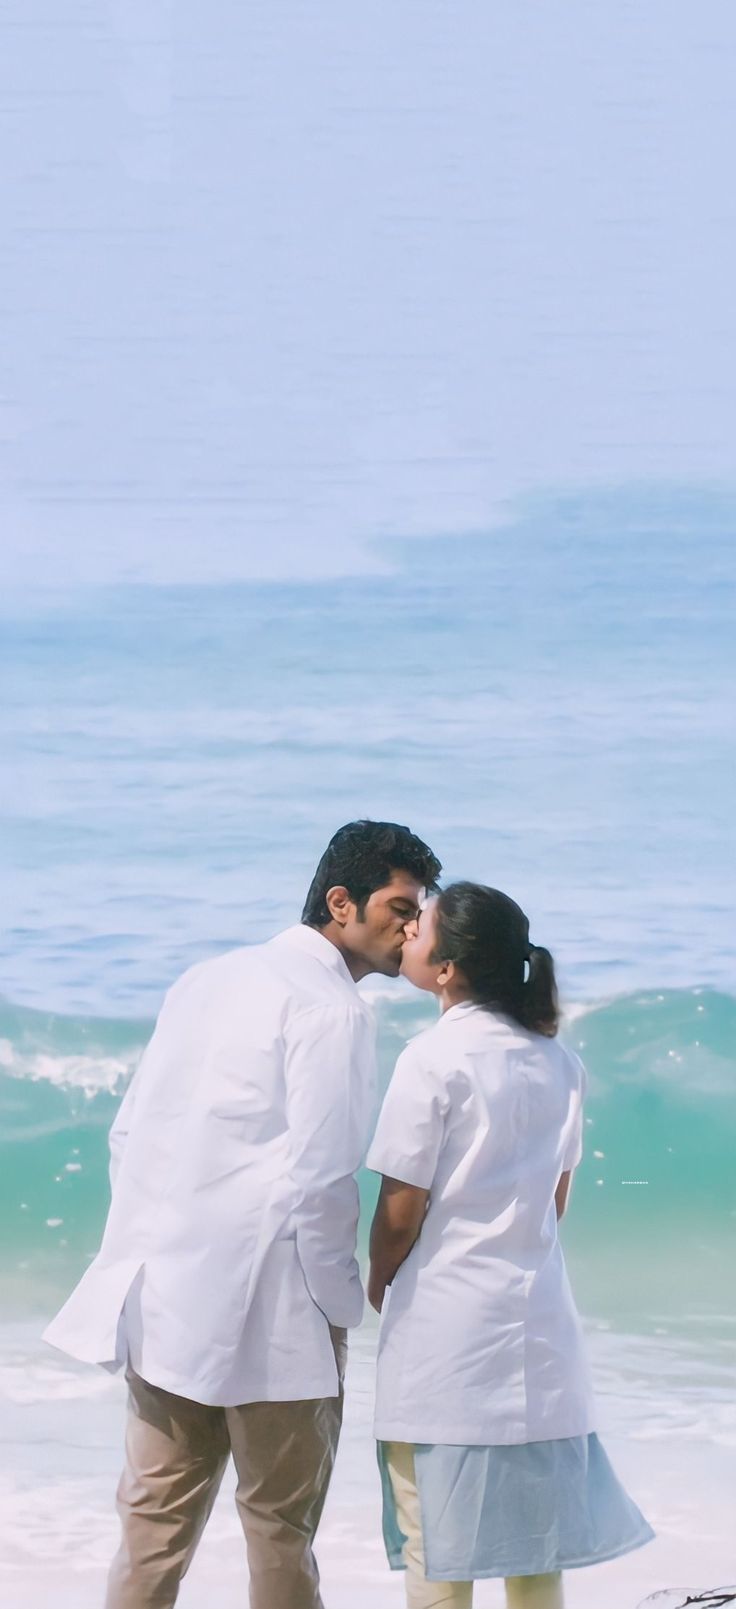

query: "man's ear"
(325, 885), (354, 927)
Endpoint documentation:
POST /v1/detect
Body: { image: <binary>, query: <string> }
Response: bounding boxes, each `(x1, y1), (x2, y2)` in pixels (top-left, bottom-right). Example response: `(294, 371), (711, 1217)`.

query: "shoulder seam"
(289, 999), (365, 1023)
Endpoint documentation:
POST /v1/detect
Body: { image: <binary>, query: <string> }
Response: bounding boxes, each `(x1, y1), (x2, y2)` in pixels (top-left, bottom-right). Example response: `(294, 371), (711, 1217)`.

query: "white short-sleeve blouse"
(366, 1001), (595, 1446)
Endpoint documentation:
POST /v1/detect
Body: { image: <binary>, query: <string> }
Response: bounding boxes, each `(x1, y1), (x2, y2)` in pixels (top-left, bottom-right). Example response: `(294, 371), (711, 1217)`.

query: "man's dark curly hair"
(301, 820), (442, 928)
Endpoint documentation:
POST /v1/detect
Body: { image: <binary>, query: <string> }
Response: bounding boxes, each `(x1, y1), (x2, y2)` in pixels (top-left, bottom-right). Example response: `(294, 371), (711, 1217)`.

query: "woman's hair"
(301, 819), (442, 928)
(432, 881), (559, 1037)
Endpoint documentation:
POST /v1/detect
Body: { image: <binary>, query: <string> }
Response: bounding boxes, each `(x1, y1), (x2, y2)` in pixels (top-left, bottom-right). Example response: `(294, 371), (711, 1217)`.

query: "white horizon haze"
(1, 2), (735, 585)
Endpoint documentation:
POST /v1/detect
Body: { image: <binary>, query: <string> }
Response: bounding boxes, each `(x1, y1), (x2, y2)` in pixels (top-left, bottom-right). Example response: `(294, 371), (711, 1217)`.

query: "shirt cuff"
(365, 1145), (435, 1189)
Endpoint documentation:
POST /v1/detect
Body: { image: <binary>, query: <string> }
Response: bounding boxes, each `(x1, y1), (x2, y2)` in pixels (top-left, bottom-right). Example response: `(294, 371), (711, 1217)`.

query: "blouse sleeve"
(365, 1041), (450, 1189)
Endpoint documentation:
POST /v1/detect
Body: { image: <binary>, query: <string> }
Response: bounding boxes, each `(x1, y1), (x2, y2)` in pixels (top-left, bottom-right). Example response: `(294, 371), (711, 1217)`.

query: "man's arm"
(108, 981), (180, 1190)
(368, 1177), (429, 1313)
(108, 1074), (139, 1192)
(285, 1003), (375, 1329)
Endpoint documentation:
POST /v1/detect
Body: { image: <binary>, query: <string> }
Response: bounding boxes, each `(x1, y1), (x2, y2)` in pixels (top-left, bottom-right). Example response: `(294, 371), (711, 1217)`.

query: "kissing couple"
(45, 820), (653, 1608)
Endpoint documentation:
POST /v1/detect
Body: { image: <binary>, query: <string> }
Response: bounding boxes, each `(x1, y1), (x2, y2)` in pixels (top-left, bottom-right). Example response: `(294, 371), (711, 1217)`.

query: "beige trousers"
(106, 1330), (346, 1609)
(385, 1442), (565, 1609)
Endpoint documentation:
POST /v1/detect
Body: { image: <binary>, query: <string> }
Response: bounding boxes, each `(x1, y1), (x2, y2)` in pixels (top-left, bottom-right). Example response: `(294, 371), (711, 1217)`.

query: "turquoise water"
(2, 987), (734, 1333)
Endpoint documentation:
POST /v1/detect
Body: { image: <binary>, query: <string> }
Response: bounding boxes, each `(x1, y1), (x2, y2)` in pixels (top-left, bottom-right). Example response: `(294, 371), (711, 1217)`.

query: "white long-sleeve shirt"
(44, 925), (377, 1405)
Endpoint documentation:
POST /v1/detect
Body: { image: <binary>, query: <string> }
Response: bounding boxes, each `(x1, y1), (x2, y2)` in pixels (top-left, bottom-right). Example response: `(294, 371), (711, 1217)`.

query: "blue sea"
(2, 489), (735, 1606)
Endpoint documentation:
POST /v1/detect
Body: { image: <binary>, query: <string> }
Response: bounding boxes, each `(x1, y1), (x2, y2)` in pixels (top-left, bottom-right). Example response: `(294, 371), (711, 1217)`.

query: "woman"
(367, 883), (654, 1609)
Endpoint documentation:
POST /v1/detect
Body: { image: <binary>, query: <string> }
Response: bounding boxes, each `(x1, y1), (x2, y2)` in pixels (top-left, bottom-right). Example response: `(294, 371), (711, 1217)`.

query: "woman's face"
(400, 898), (444, 993)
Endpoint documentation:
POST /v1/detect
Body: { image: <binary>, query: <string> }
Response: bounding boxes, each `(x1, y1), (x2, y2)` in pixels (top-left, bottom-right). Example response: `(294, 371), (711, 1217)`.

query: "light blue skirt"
(378, 1434), (655, 1581)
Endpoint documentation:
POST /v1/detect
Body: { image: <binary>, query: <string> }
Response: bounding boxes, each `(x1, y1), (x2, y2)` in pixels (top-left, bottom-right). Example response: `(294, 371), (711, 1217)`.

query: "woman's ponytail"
(433, 884), (560, 1038)
(519, 943), (559, 1037)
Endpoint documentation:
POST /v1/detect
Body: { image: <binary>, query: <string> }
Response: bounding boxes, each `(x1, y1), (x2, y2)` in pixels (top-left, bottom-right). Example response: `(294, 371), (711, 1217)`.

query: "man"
(44, 819), (441, 1609)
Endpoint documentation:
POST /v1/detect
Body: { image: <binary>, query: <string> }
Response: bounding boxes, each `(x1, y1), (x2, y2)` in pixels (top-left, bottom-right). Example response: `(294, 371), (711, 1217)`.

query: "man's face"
(342, 870), (425, 979)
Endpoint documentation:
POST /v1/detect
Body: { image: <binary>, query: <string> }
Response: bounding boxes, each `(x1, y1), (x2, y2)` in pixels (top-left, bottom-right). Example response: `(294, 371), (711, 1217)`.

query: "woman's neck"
(438, 982), (476, 1014)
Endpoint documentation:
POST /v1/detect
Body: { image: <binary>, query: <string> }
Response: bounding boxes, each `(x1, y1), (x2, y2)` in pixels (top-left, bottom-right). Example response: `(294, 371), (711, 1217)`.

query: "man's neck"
(306, 921), (369, 983)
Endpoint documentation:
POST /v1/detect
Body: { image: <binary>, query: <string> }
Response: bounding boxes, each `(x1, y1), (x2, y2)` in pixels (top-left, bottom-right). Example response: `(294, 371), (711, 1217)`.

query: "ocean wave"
(0, 999), (150, 1095)
(1, 988), (734, 1322)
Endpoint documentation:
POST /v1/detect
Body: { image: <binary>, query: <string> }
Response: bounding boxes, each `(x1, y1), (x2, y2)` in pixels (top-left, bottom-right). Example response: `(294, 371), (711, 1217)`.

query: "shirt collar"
(441, 1000), (517, 1031)
(279, 923), (358, 988)
(441, 1000), (484, 1024)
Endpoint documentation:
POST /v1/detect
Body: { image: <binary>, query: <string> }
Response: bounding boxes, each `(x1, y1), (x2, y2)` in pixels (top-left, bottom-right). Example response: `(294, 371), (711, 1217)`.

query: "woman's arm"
(555, 1169), (573, 1218)
(368, 1176), (429, 1313)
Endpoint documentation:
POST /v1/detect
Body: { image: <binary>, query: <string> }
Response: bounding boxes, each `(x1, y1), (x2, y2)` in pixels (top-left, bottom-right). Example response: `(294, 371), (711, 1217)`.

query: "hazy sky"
(2, 2), (734, 583)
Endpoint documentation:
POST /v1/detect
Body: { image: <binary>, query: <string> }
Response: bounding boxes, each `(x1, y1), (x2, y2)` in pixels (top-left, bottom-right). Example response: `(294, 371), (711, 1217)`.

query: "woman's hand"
(367, 1268), (386, 1313)
(368, 1176), (430, 1312)
(555, 1169), (573, 1219)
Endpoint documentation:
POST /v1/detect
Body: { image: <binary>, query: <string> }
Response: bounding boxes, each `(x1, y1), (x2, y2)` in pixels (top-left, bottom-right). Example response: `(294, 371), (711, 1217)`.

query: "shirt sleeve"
(365, 1042), (450, 1189)
(108, 979), (179, 1190)
(108, 1073), (139, 1193)
(284, 1002), (376, 1329)
(562, 1053), (588, 1171)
